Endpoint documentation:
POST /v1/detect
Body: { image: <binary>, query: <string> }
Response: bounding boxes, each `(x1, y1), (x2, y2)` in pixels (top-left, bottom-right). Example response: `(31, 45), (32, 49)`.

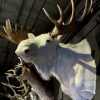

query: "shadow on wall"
(0, 94), (10, 100)
(95, 33), (100, 75)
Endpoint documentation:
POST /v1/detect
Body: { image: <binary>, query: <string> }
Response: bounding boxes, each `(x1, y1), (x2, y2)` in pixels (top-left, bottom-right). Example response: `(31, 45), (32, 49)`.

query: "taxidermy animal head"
(15, 32), (96, 100)
(0, 0), (96, 100)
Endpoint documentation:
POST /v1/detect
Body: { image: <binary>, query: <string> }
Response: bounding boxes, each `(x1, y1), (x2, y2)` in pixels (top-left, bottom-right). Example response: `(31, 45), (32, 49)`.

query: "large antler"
(0, 19), (28, 44)
(43, 0), (93, 38)
(2, 70), (30, 100)
(1, 57), (32, 100)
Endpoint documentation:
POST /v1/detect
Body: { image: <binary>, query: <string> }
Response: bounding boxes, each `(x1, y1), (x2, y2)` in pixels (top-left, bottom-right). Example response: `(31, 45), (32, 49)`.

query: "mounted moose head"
(0, 0), (96, 100)
(15, 33), (96, 100)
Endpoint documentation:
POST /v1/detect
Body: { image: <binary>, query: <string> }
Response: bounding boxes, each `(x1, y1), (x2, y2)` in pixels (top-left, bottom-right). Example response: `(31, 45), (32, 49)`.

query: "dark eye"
(47, 39), (51, 43)
(25, 48), (30, 54)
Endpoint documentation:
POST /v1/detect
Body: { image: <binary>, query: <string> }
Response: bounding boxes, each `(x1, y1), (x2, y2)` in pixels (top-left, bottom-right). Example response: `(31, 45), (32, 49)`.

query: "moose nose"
(15, 50), (20, 56)
(24, 48), (30, 54)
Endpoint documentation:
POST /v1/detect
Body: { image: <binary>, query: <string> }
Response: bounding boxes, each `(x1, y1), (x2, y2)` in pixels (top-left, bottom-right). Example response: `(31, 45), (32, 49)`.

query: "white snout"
(15, 46), (30, 56)
(15, 49), (20, 56)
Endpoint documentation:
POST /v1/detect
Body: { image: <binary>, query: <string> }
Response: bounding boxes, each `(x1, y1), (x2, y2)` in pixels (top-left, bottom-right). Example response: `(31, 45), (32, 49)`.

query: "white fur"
(15, 33), (96, 100)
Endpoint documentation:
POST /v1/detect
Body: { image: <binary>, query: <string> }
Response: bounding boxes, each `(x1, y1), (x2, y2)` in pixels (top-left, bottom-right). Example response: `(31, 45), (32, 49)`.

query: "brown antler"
(0, 19), (28, 44)
(43, 0), (93, 38)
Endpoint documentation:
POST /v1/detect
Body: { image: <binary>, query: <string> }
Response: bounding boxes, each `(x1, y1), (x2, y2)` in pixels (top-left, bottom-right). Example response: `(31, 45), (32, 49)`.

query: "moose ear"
(28, 33), (35, 39)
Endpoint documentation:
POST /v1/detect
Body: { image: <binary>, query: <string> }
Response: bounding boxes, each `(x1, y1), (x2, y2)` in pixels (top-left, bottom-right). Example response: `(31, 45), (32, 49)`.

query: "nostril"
(25, 48), (30, 54)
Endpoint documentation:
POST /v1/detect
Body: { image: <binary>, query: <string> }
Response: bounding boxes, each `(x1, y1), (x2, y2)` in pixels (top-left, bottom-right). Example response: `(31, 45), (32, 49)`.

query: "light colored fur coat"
(15, 33), (96, 100)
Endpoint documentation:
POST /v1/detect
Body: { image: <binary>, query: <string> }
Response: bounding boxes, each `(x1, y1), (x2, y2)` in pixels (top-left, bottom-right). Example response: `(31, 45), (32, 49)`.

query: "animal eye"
(47, 39), (51, 43)
(24, 48), (30, 54)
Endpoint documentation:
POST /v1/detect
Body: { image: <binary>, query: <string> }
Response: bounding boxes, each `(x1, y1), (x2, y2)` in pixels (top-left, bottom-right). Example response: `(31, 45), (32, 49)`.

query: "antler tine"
(18, 57), (25, 65)
(79, 0), (88, 22)
(0, 32), (9, 40)
(7, 19), (12, 33)
(43, 8), (59, 26)
(88, 0), (93, 14)
(43, 4), (64, 25)
(3, 20), (11, 36)
(3, 26), (7, 35)
(79, 0), (93, 22)
(3, 19), (13, 35)
(15, 24), (17, 32)
(7, 69), (16, 75)
(68, 0), (75, 24)
(57, 4), (64, 23)
(19, 81), (29, 94)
